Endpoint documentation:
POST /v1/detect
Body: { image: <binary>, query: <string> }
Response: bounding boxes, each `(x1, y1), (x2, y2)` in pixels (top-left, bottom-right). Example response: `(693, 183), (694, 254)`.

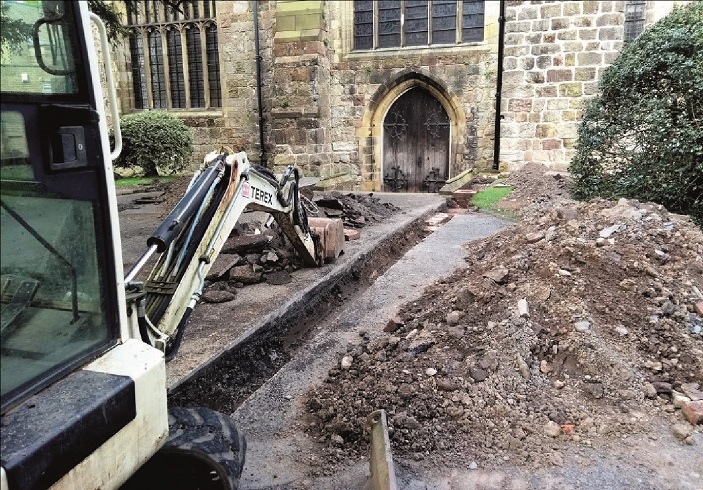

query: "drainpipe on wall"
(254, 0), (266, 165)
(492, 0), (506, 171)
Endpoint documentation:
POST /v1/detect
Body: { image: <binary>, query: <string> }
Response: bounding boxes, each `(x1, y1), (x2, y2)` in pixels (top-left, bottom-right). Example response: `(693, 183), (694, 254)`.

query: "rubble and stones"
(304, 164), (703, 471)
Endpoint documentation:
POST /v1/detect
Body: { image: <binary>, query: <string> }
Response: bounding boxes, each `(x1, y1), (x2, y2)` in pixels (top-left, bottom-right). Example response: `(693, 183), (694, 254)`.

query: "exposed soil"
(117, 166), (702, 488)
(304, 164), (703, 474)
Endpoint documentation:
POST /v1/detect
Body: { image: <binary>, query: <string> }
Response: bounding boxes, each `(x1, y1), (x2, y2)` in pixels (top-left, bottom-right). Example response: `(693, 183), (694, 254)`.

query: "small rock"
(672, 423), (693, 440)
(265, 251), (279, 263)
(265, 270), (292, 285)
(516, 354), (530, 380)
(574, 321), (591, 333)
(614, 326), (629, 336)
(681, 383), (703, 401)
(553, 380), (565, 389)
(469, 461), (478, 470)
(643, 383), (657, 399)
(470, 366), (488, 382)
(343, 228), (361, 241)
(525, 231), (544, 243)
(599, 223), (624, 238)
(673, 392), (691, 408)
(694, 301), (703, 317)
(558, 269), (572, 277)
(544, 421), (561, 437)
(517, 298), (530, 318)
(682, 401), (703, 425)
(436, 378), (459, 391)
(426, 368), (437, 376)
(483, 267), (509, 284)
(545, 226), (557, 241)
(384, 316), (404, 333)
(201, 290), (236, 304)
(446, 310), (462, 325)
(561, 424), (575, 435)
(341, 356), (353, 370)
(652, 381), (672, 395)
(229, 265), (263, 284)
(540, 360), (552, 374)
(407, 331), (435, 355)
(331, 434), (344, 445)
(478, 352), (499, 371)
(584, 382), (604, 399)
(550, 453), (564, 467)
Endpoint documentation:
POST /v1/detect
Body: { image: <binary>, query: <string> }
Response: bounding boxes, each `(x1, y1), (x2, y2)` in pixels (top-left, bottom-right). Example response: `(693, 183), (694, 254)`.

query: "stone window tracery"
(127, 0), (220, 110)
(353, 0), (485, 50)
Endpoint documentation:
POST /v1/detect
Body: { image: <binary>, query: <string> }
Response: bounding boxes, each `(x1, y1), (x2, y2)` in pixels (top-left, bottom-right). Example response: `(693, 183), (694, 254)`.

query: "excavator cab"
(1, 2), (168, 489)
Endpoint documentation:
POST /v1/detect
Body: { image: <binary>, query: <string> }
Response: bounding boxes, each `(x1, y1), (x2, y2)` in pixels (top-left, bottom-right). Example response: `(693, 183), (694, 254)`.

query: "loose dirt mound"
(304, 167), (703, 471)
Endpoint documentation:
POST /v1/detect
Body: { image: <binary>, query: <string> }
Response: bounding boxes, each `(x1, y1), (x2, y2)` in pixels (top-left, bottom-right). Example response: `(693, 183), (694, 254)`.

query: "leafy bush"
(569, 3), (703, 226)
(115, 111), (193, 176)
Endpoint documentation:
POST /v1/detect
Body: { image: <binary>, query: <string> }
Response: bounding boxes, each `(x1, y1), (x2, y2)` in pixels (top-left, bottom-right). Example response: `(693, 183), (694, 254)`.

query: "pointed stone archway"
(357, 69), (467, 192)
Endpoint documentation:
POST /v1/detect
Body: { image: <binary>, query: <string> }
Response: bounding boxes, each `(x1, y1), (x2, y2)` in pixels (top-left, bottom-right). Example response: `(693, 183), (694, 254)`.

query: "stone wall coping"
(345, 43), (491, 61)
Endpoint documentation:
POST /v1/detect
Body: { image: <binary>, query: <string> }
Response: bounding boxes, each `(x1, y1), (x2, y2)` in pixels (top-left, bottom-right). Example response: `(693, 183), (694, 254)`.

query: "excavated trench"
(168, 217), (435, 415)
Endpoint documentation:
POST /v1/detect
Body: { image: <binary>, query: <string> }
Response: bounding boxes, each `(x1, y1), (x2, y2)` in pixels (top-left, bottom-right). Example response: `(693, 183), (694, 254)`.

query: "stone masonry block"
(575, 67), (597, 81)
(551, 17), (570, 30)
(536, 123), (557, 138)
(579, 28), (597, 39)
(536, 55), (552, 69)
(563, 2), (582, 16)
(596, 13), (624, 27)
(308, 217), (344, 262)
(509, 98), (533, 112)
(583, 2), (599, 14)
(540, 4), (562, 18)
(547, 69), (573, 82)
(522, 57), (536, 70)
(506, 20), (532, 33)
(532, 44), (560, 55)
(526, 32), (542, 44)
(577, 51), (602, 66)
(519, 7), (539, 20)
(531, 19), (550, 32)
(275, 13), (296, 31)
(542, 139), (562, 150)
(574, 16), (593, 28)
(599, 26), (622, 41)
(557, 30), (577, 40)
(559, 83), (583, 97)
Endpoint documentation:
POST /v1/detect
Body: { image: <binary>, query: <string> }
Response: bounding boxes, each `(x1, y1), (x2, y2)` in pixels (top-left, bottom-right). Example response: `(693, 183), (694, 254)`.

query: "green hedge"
(569, 3), (703, 226)
(115, 111), (193, 176)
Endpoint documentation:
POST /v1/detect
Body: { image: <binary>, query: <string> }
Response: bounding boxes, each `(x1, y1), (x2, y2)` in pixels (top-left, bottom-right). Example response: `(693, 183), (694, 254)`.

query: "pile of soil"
(304, 166), (703, 471)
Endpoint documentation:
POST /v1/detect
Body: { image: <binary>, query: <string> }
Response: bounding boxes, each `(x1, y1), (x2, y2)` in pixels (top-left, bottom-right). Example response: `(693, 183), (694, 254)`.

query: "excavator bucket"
(308, 217), (345, 262)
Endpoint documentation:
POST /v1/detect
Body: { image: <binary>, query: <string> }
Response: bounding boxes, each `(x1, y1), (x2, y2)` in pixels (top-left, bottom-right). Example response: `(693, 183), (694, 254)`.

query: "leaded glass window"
(126, 1), (220, 110)
(624, 0), (646, 41)
(353, 0), (485, 50)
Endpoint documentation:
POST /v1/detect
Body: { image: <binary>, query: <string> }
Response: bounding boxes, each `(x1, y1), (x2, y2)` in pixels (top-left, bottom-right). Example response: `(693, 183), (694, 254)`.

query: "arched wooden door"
(382, 88), (450, 192)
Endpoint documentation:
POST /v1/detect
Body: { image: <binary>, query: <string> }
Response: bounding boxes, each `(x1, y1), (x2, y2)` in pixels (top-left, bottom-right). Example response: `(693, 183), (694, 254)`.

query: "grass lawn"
(470, 185), (512, 210)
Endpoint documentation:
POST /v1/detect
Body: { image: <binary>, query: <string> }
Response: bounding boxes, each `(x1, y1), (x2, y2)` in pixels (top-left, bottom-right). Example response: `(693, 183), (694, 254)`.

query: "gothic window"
(624, 0), (646, 41)
(127, 0), (220, 110)
(353, 0), (485, 50)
